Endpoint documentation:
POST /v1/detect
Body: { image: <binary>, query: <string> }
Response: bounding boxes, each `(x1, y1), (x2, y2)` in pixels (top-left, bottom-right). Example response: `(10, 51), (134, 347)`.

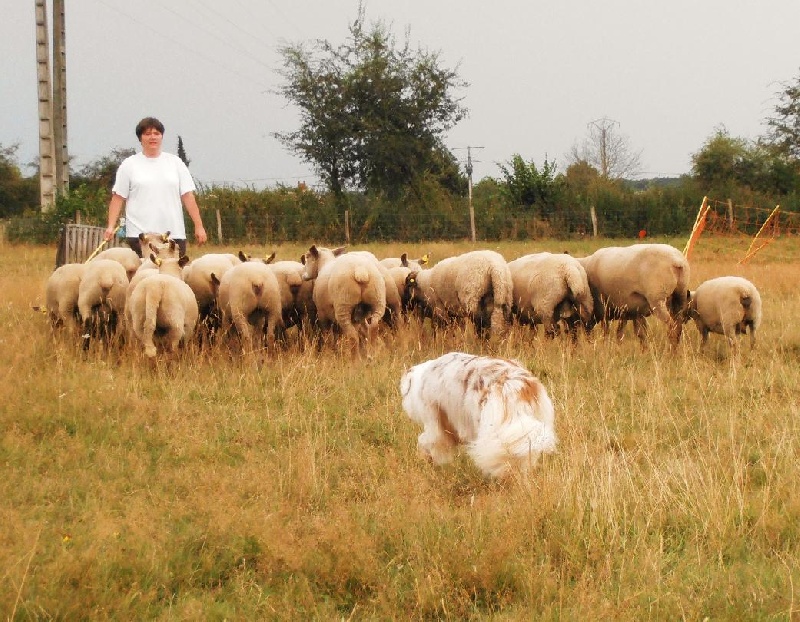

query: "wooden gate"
(55, 224), (125, 268)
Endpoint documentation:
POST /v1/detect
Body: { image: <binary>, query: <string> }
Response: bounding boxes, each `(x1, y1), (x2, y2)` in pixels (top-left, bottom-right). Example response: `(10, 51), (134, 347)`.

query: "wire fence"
(3, 196), (797, 246)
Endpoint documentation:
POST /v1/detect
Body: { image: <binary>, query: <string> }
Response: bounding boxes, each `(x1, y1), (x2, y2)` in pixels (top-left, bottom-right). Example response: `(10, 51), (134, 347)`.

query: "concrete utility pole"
(52, 0), (68, 194)
(35, 0), (56, 211)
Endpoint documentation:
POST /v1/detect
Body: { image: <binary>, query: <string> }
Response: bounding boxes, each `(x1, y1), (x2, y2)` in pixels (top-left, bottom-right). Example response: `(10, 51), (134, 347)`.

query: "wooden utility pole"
(35, 0), (56, 211)
(52, 0), (68, 194)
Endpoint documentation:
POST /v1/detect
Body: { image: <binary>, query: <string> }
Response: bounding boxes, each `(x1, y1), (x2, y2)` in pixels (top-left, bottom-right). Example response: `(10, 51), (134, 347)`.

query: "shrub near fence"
(5, 183), (796, 245)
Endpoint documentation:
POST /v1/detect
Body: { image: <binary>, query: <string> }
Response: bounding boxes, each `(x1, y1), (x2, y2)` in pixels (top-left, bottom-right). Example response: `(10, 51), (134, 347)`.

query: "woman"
(103, 117), (207, 256)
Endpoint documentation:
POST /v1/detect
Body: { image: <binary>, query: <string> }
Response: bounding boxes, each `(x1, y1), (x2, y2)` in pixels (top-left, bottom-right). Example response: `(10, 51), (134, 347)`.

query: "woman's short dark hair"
(135, 117), (165, 139)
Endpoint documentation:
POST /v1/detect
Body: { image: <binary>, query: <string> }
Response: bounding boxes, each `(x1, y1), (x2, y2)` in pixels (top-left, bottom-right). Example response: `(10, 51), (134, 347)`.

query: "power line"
(92, 0), (273, 91)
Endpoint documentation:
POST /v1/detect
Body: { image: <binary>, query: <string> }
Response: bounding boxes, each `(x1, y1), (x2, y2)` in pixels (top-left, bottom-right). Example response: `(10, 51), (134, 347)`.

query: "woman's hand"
(194, 226), (208, 245)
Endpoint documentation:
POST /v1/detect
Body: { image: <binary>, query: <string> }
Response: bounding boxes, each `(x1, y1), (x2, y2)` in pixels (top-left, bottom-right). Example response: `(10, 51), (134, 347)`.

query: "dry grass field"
(2, 236), (800, 620)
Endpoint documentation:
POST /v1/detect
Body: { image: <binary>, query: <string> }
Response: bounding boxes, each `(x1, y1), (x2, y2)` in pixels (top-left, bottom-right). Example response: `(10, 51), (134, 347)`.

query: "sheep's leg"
(264, 314), (279, 351)
(723, 324), (740, 356)
(651, 299), (682, 345)
(231, 310), (254, 353)
(164, 325), (185, 352)
(81, 316), (93, 351)
(141, 318), (158, 359)
(632, 316), (648, 348)
(615, 317), (628, 341)
(489, 306), (507, 338)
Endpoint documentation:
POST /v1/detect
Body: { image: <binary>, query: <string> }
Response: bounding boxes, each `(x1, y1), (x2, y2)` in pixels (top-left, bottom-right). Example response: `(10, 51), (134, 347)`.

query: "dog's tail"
(468, 380), (557, 478)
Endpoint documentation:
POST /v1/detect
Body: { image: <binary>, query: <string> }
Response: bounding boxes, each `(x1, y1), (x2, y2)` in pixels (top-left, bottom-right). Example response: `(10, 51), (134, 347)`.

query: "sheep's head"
(301, 246), (321, 281)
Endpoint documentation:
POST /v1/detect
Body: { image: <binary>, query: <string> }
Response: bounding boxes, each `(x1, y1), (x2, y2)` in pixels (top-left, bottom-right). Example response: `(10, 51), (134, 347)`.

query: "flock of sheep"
(40, 233), (763, 358)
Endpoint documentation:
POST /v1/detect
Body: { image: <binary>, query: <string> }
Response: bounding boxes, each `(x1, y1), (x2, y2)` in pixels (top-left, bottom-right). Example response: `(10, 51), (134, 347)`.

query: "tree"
(569, 117), (642, 180)
(497, 154), (564, 217)
(71, 147), (135, 192)
(766, 69), (800, 160)
(0, 143), (38, 217)
(177, 136), (191, 168)
(274, 4), (468, 211)
(691, 126), (798, 196)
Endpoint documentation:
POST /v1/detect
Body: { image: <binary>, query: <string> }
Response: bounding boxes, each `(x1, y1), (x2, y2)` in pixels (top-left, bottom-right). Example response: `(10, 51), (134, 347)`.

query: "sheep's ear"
(150, 254), (160, 266)
(148, 242), (159, 254)
(419, 254), (429, 265)
(238, 251), (249, 262)
(333, 246), (346, 256)
(400, 253), (408, 267)
(210, 273), (221, 287)
(309, 246), (320, 259)
(178, 255), (191, 268)
(300, 254), (306, 265)
(139, 233), (146, 242)
(405, 272), (418, 287)
(264, 251), (276, 264)
(162, 231), (171, 242)
(169, 239), (177, 252)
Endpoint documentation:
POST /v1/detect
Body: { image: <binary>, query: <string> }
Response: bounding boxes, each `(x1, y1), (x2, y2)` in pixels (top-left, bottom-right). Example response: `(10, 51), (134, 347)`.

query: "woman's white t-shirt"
(112, 152), (196, 239)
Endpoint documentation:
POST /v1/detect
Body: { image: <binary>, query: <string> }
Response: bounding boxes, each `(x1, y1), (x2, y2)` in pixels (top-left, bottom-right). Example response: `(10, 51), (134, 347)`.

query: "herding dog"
(400, 352), (557, 478)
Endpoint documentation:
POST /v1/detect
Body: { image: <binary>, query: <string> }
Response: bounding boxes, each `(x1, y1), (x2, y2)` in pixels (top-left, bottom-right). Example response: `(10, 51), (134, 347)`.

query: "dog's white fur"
(400, 352), (557, 478)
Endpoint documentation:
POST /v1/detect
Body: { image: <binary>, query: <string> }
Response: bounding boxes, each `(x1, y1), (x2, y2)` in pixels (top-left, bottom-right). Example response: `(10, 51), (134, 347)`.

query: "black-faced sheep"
(687, 276), (762, 352)
(301, 245), (387, 357)
(508, 252), (593, 340)
(578, 243), (690, 346)
(405, 249), (512, 339)
(217, 260), (284, 354)
(127, 254), (198, 359)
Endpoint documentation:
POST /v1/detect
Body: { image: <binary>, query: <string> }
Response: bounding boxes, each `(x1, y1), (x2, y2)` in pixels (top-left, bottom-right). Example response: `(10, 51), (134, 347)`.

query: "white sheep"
(182, 252), (241, 335)
(405, 249), (513, 338)
(93, 247), (142, 281)
(77, 258), (129, 349)
(387, 265), (414, 317)
(125, 252), (191, 339)
(347, 250), (403, 327)
(266, 259), (316, 337)
(687, 276), (762, 352)
(507, 251), (593, 340)
(301, 245), (387, 356)
(216, 260), (284, 354)
(578, 243), (690, 346)
(127, 254), (199, 359)
(41, 263), (86, 334)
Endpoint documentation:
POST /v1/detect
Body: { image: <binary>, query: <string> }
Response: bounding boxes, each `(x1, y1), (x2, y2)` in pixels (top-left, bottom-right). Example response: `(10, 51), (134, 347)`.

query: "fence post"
(345, 210), (350, 244)
(727, 198), (734, 231)
(590, 205), (598, 237)
(215, 209), (223, 243)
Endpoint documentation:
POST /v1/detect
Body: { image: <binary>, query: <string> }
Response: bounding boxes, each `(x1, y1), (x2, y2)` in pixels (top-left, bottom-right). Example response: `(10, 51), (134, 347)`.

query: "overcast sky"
(3, 1), (799, 189)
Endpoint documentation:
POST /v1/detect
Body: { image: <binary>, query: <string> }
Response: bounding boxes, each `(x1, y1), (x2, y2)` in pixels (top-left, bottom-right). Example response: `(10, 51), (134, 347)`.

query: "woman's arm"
(181, 191), (207, 245)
